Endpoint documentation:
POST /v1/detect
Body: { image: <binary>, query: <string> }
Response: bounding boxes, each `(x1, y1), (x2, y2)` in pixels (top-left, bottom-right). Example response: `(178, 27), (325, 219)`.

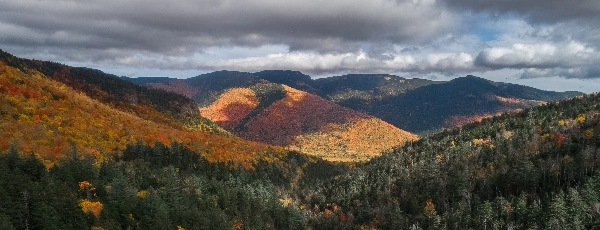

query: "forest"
(1, 91), (600, 229)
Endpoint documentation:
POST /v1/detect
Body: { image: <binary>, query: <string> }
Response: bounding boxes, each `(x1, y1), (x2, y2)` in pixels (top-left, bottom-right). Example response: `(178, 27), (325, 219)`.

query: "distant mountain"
(125, 72), (419, 161)
(126, 72), (581, 135)
(363, 75), (583, 134)
(314, 74), (441, 102)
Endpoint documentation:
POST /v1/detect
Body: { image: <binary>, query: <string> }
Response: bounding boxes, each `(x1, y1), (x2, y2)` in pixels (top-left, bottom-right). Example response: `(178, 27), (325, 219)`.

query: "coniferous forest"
(2, 91), (600, 229)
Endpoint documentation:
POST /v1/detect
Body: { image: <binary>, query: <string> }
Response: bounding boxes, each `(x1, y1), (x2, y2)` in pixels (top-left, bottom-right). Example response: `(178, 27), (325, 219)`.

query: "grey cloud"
(0, 0), (457, 62)
(443, 0), (600, 24)
(190, 51), (475, 76)
(444, 0), (600, 52)
(520, 67), (600, 79)
(475, 42), (600, 70)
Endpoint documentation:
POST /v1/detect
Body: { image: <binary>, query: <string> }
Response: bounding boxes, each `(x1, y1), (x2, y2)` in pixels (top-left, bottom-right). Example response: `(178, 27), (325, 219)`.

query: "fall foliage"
(0, 62), (286, 168)
(200, 84), (417, 161)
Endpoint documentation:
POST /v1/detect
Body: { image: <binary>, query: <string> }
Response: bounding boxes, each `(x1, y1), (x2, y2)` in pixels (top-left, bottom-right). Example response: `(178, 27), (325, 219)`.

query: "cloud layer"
(1, 0), (599, 86)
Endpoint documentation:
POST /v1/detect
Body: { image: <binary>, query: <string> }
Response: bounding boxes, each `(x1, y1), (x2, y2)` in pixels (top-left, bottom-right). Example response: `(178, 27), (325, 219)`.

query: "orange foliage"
(424, 199), (437, 217)
(80, 199), (103, 218)
(0, 62), (285, 169)
(231, 221), (243, 230)
(239, 86), (417, 161)
(199, 88), (259, 130)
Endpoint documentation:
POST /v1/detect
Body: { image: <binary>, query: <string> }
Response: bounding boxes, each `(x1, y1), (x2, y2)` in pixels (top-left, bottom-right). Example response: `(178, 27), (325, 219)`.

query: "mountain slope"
(305, 92), (600, 228)
(127, 71), (580, 135)
(314, 73), (441, 102)
(0, 49), (225, 133)
(199, 83), (417, 161)
(363, 75), (583, 134)
(0, 60), (289, 168)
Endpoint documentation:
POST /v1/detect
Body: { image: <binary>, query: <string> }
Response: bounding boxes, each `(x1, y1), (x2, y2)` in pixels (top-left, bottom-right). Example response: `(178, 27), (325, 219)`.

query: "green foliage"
(306, 92), (600, 228)
(0, 141), (349, 229)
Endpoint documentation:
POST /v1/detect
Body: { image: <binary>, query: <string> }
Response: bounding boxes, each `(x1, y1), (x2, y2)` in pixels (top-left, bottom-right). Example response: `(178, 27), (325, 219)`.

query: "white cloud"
(476, 42), (599, 68)
(192, 51), (474, 75)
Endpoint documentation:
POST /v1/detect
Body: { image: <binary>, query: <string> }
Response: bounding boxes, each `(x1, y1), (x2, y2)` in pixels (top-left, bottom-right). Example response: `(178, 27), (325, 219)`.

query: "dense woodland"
(2, 92), (600, 229)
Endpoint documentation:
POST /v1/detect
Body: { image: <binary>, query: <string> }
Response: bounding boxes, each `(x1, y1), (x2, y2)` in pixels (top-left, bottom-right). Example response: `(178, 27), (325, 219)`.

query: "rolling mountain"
(0, 49), (227, 133)
(3, 49), (600, 229)
(127, 71), (581, 136)
(125, 71), (418, 161)
(313, 73), (442, 103)
(364, 75), (583, 134)
(198, 82), (417, 161)
(0, 50), (297, 168)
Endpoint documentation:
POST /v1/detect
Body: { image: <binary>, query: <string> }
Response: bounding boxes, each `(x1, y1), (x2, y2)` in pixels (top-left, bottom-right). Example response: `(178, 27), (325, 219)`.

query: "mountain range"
(0, 48), (584, 163)
(125, 70), (582, 135)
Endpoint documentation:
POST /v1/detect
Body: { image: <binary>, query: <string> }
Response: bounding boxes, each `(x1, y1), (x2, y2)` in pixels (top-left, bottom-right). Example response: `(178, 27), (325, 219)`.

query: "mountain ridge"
(124, 71), (583, 134)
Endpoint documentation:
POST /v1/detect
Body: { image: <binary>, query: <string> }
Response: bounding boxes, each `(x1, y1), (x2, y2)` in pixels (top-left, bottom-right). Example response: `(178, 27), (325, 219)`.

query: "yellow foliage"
(177, 226), (185, 230)
(541, 133), (550, 141)
(558, 119), (566, 126)
(80, 199), (103, 218)
(137, 190), (147, 199)
(576, 114), (586, 123)
(79, 181), (95, 191)
(584, 129), (594, 140)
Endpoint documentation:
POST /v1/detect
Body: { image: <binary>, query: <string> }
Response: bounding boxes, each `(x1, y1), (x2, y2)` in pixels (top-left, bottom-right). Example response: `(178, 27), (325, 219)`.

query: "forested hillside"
(199, 83), (417, 161)
(367, 75), (583, 134)
(0, 53), (302, 169)
(0, 49), (222, 132)
(0, 141), (348, 230)
(307, 92), (600, 229)
(2, 85), (598, 229)
(3, 49), (598, 229)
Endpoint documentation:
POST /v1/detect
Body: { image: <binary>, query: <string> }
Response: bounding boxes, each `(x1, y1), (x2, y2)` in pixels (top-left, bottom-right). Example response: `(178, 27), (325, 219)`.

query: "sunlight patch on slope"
(199, 88), (260, 130)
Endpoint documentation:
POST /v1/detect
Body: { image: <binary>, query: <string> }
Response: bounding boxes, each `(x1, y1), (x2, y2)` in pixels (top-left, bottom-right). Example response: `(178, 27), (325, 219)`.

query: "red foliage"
(201, 85), (417, 161)
(552, 133), (565, 147)
(0, 62), (285, 169)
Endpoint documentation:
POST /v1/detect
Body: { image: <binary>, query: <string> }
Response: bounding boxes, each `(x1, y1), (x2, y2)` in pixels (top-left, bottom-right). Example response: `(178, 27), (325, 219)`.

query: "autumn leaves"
(199, 84), (418, 162)
(0, 62), (284, 169)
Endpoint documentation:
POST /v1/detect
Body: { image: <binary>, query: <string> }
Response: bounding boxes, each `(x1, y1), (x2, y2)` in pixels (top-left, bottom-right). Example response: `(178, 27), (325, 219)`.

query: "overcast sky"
(1, 0), (600, 93)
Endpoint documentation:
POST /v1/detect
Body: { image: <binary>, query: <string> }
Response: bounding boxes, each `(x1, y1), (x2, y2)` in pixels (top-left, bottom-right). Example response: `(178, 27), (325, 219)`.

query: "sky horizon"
(1, 0), (600, 93)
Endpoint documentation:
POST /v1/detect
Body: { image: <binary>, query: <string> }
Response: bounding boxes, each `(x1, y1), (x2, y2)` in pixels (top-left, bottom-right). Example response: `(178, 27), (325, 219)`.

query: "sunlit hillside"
(200, 83), (418, 161)
(0, 62), (285, 168)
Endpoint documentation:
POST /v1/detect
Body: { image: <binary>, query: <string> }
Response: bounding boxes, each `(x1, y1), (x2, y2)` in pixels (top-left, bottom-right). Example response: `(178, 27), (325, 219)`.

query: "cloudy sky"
(1, 0), (600, 93)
